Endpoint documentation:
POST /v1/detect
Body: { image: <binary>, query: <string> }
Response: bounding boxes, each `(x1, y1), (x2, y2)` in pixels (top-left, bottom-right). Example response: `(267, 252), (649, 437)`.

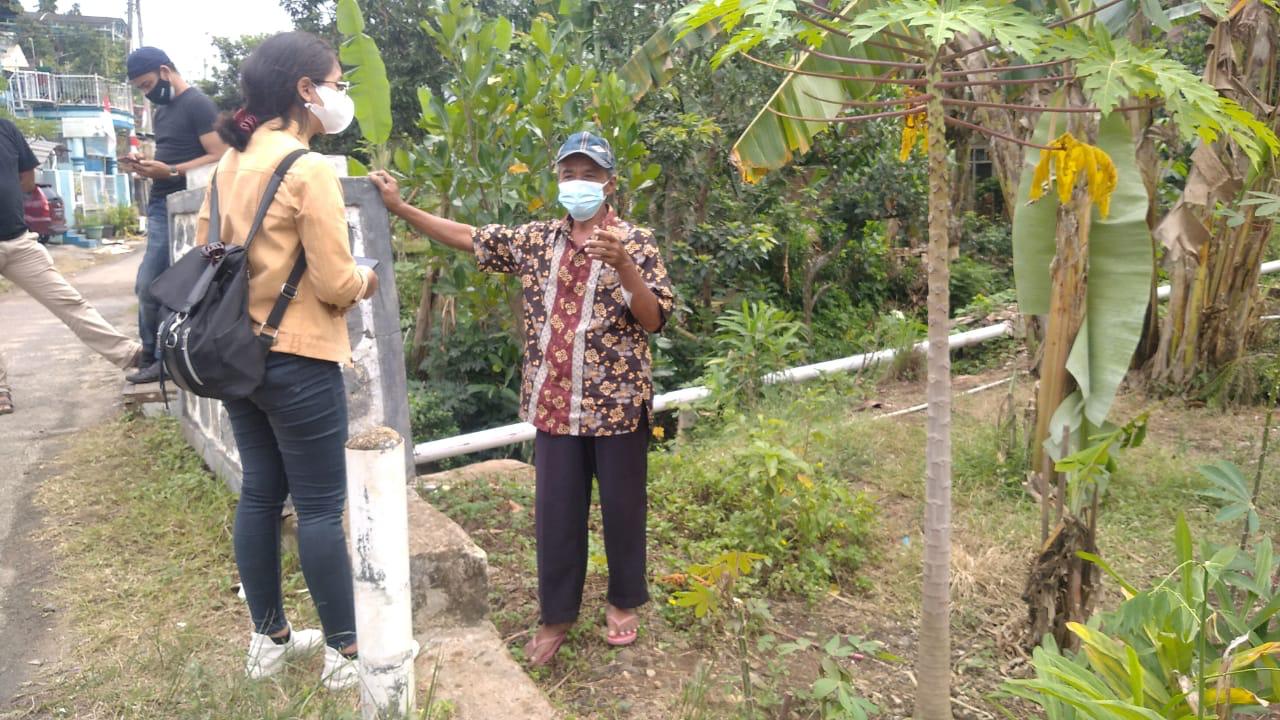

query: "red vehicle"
(24, 184), (68, 244)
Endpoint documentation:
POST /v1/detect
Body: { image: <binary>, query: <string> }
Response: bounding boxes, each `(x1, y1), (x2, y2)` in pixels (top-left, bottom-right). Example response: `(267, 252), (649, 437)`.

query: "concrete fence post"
(346, 427), (416, 718)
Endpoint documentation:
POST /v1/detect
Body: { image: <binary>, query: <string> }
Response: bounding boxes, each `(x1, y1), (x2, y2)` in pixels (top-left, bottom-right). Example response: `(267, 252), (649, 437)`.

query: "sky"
(23, 0), (298, 81)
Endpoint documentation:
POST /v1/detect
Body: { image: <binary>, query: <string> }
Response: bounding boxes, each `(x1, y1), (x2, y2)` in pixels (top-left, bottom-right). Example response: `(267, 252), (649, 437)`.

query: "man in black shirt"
(123, 47), (226, 383)
(0, 118), (143, 415)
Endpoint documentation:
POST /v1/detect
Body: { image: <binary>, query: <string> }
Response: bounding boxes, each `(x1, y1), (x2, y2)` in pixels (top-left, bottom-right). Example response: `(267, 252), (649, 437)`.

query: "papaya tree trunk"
(1150, 4), (1279, 385)
(915, 59), (952, 720)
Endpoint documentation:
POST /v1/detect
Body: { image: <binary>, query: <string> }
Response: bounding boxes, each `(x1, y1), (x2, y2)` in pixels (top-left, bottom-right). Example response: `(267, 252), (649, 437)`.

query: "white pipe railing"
(413, 261), (1280, 465)
(413, 323), (1013, 464)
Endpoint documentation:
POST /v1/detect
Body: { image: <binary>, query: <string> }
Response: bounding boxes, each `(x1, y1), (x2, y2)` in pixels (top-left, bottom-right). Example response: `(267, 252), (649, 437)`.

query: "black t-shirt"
(0, 119), (38, 240)
(152, 87), (218, 198)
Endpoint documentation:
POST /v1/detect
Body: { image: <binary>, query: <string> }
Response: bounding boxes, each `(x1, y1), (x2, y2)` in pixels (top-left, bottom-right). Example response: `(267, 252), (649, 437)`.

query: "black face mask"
(146, 75), (172, 105)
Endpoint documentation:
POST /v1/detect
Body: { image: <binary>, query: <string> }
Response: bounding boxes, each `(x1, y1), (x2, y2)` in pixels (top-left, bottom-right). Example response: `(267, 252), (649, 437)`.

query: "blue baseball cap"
(555, 132), (616, 172)
(127, 47), (173, 80)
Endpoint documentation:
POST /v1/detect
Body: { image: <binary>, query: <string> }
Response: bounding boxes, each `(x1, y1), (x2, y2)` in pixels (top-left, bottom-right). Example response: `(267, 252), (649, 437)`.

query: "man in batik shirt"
(370, 131), (674, 665)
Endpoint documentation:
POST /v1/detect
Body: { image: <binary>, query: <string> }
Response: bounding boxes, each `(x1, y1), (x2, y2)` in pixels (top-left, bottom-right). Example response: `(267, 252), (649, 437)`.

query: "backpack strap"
(177, 165), (225, 312)
(243, 148), (308, 252)
(207, 174), (220, 247)
(252, 148), (311, 346)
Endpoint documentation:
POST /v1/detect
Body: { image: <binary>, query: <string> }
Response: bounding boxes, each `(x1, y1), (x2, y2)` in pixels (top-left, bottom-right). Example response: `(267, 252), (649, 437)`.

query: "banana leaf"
(1014, 113), (1153, 457)
(1054, 114), (1154, 447)
(722, 1), (918, 183)
(731, 34), (895, 183)
(619, 20), (722, 101)
(1012, 114), (1059, 315)
(337, 0), (393, 148)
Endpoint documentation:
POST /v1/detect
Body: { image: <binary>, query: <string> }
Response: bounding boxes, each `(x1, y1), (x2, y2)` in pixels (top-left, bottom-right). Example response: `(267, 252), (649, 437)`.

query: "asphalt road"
(0, 247), (141, 705)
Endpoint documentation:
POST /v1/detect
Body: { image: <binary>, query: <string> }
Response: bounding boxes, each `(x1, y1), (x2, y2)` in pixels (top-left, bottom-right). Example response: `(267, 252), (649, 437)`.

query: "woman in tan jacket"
(199, 31), (376, 691)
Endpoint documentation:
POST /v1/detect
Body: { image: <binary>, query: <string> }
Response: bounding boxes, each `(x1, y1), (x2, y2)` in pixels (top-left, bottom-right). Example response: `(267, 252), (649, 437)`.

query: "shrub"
(650, 419), (876, 598)
(950, 255), (1005, 314)
(703, 301), (806, 407)
(106, 204), (139, 234)
(407, 379), (460, 444)
(998, 503), (1280, 718)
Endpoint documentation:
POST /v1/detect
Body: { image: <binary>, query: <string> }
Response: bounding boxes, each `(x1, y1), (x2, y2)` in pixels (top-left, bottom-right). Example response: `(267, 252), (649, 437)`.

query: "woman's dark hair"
(215, 31), (337, 151)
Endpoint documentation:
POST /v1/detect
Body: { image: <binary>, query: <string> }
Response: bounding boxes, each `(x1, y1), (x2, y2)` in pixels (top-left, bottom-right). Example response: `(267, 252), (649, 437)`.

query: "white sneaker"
(321, 645), (361, 691)
(245, 625), (325, 679)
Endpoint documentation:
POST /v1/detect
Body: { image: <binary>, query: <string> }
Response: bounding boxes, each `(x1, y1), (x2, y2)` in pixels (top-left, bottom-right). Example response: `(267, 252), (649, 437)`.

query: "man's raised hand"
(585, 227), (633, 271)
(369, 170), (404, 212)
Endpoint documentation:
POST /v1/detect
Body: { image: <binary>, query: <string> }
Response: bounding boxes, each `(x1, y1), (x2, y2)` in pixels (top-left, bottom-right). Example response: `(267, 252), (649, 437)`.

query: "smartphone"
(355, 256), (380, 270)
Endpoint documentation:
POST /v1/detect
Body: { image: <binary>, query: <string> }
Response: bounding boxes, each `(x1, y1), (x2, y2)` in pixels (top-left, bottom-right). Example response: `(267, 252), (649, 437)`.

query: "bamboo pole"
(346, 427), (417, 718)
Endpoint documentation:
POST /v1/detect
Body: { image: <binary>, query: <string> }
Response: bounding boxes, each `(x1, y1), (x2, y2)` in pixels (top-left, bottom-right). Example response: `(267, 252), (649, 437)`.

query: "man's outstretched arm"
(369, 170), (474, 253)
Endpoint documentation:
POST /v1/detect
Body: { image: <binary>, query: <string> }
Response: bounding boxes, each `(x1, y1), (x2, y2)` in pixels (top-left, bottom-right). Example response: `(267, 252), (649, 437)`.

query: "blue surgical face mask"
(557, 179), (606, 222)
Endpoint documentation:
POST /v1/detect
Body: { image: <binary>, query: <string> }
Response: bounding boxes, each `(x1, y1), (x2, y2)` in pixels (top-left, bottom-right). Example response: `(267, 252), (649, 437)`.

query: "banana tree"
(674, 1), (1276, 717)
(1149, 1), (1280, 388)
(336, 0), (393, 171)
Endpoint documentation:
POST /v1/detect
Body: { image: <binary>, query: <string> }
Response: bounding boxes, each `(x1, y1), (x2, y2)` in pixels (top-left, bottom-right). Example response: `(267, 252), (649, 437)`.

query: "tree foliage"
(194, 35), (269, 111)
(15, 11), (126, 76)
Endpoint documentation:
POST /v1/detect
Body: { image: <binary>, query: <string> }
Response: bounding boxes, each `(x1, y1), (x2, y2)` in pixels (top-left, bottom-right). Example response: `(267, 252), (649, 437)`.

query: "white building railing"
(7, 70), (135, 115)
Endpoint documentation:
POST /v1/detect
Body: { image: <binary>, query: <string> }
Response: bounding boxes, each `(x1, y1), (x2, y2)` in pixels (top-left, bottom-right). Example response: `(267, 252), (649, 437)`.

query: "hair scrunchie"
(233, 108), (260, 134)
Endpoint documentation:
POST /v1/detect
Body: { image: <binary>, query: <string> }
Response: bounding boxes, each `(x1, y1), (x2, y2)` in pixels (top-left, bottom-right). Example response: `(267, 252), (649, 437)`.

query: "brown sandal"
(0, 390), (12, 416)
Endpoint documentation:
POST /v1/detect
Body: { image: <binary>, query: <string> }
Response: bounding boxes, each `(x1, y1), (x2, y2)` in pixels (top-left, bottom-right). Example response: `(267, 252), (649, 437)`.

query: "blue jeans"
(135, 196), (170, 359)
(225, 352), (356, 650)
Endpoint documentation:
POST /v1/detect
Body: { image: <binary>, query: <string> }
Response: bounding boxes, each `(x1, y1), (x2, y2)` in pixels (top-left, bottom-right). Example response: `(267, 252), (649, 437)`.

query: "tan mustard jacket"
(196, 124), (369, 365)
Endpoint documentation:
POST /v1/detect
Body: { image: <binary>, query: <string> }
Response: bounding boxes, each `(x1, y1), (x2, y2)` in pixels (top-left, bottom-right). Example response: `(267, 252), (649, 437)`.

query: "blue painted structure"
(3, 71), (140, 234)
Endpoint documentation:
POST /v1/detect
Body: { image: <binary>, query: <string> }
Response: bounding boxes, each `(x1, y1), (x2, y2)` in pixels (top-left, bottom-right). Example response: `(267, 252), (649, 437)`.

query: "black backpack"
(149, 149), (309, 401)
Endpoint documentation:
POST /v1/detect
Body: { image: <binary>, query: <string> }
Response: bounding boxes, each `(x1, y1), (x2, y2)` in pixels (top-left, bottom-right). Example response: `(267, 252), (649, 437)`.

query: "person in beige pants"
(0, 118), (141, 415)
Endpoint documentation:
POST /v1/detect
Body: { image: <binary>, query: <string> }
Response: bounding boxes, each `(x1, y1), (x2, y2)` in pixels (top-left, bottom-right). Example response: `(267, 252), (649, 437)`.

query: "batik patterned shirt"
(472, 213), (675, 437)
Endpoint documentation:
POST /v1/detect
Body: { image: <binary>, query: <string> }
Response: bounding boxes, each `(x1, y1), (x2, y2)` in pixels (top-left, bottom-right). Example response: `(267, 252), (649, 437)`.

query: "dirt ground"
(0, 247), (142, 706)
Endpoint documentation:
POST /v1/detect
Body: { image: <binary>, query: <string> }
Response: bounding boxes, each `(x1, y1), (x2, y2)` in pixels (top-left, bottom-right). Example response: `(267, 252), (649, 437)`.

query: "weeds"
(954, 380), (1033, 496)
(871, 310), (925, 384)
(1198, 320), (1280, 410)
(651, 417), (876, 599)
(673, 661), (716, 720)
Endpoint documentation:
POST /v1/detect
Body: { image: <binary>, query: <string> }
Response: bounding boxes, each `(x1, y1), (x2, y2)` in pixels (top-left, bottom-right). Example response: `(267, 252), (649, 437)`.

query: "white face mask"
(305, 85), (355, 135)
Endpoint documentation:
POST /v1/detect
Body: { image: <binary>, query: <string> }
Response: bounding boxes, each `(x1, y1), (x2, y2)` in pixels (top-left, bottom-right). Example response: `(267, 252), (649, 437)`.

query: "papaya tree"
(674, 0), (1276, 716)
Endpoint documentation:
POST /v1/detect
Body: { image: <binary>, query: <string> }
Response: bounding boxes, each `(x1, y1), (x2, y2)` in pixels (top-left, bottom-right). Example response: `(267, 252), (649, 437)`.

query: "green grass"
(18, 373), (1276, 720)
(13, 415), (452, 720)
